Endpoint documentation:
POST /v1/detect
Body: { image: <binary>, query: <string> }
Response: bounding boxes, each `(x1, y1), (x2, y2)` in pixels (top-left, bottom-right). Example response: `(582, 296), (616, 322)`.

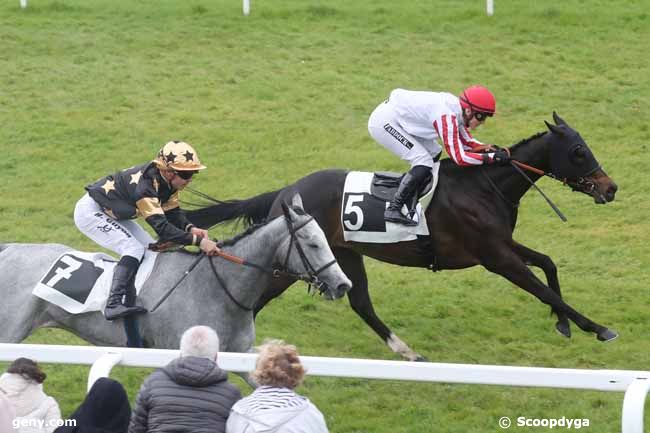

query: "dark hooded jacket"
(54, 377), (131, 433)
(128, 356), (241, 433)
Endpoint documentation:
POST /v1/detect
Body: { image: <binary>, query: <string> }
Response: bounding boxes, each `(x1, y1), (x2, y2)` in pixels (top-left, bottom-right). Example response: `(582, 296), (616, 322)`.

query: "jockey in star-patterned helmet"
(74, 140), (218, 322)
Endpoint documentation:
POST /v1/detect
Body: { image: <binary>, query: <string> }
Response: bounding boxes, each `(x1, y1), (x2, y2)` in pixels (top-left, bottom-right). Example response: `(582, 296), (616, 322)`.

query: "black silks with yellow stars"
(85, 162), (198, 246)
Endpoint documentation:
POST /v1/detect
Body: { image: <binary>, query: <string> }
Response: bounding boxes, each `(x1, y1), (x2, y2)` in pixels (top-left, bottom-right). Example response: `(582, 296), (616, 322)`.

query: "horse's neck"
(493, 133), (551, 203)
(228, 218), (287, 267)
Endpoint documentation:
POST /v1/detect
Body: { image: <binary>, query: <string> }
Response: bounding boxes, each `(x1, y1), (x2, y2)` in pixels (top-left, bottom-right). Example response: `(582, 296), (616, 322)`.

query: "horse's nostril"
(337, 284), (351, 296)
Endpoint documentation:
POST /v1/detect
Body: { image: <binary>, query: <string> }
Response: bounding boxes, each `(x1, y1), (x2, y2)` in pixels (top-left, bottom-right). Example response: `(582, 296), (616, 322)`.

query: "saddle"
(370, 171), (434, 206)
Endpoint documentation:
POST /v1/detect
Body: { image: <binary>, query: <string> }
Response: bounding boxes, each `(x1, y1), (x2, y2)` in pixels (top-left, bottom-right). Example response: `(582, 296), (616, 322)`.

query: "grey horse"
(0, 195), (352, 353)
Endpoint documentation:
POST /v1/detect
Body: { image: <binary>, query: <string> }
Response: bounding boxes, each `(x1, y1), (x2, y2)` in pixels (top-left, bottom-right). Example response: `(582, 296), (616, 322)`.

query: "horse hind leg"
(511, 242), (571, 338)
(0, 295), (49, 343)
(334, 248), (426, 362)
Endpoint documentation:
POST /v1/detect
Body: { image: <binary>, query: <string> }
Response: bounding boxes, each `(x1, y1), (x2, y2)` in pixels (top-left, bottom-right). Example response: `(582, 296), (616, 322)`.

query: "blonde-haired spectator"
(226, 340), (329, 433)
(0, 358), (61, 433)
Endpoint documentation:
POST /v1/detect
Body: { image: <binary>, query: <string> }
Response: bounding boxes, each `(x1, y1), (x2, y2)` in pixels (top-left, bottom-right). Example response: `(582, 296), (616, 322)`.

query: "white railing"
(0, 343), (648, 432)
(18, 1), (494, 16)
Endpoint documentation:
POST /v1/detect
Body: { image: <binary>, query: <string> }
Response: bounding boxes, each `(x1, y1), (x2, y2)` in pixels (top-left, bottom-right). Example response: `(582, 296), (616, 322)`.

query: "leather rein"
(483, 148), (600, 222)
(207, 214), (337, 311)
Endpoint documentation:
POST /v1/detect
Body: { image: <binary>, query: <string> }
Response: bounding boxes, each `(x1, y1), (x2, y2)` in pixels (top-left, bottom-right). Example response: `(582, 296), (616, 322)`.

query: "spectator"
(226, 340), (329, 433)
(129, 325), (241, 433)
(1, 392), (18, 432)
(54, 377), (130, 433)
(0, 358), (61, 433)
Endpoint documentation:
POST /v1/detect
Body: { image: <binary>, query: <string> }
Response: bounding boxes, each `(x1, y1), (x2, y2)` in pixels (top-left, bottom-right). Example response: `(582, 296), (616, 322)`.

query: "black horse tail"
(186, 189), (284, 229)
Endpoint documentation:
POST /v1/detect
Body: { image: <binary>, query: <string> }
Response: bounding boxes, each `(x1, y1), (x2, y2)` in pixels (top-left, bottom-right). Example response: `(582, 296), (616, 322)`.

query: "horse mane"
(219, 220), (270, 247)
(439, 130), (547, 176)
(217, 206), (306, 247)
(508, 131), (546, 152)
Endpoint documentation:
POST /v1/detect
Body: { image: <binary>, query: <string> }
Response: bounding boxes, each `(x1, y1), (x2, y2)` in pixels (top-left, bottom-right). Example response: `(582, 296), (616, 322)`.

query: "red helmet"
(459, 85), (496, 114)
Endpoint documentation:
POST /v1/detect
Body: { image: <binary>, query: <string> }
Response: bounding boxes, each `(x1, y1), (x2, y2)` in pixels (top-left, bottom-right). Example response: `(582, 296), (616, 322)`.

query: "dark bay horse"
(187, 113), (619, 361)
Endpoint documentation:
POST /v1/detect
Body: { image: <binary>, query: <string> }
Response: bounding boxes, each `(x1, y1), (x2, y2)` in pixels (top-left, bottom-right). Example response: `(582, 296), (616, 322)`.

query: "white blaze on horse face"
(387, 333), (420, 362)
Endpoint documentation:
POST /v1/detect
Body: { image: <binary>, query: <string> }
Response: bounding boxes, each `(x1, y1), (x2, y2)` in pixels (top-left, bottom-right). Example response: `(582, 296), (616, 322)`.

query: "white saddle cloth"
(32, 249), (157, 314)
(341, 167), (439, 244)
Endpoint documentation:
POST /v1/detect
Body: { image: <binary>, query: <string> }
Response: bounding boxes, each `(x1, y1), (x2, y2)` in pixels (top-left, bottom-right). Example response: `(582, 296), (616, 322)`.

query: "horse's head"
(279, 194), (352, 300)
(545, 112), (617, 204)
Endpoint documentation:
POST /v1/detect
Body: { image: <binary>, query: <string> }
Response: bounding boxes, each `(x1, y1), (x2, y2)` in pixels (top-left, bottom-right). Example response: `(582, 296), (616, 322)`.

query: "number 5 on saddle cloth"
(341, 165), (439, 244)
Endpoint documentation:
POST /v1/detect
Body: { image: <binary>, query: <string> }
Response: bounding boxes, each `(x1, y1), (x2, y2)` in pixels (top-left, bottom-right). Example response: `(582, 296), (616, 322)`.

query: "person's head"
(459, 85), (496, 130)
(251, 339), (305, 389)
(154, 140), (207, 190)
(180, 325), (220, 361)
(57, 378), (130, 433)
(6, 358), (46, 384)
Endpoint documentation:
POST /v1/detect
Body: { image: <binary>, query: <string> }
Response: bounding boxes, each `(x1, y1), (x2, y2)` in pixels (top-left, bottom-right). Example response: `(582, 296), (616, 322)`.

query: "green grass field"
(1, 0), (649, 431)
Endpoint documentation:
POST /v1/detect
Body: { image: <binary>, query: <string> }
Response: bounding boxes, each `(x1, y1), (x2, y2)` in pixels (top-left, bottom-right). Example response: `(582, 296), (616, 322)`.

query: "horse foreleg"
(334, 248), (426, 362)
(511, 241), (571, 338)
(483, 249), (617, 342)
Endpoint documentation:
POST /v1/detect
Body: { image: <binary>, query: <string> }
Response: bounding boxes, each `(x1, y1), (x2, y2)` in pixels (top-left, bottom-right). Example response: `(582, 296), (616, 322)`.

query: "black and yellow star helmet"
(155, 141), (207, 171)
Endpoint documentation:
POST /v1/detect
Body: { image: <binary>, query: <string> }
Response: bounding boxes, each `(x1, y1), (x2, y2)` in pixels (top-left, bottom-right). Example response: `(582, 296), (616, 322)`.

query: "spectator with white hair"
(129, 325), (241, 433)
(226, 339), (330, 433)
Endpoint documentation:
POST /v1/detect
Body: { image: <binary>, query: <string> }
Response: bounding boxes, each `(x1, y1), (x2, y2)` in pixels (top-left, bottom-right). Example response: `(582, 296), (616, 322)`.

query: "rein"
(208, 214), (336, 311)
(152, 214), (337, 312)
(486, 147), (595, 222)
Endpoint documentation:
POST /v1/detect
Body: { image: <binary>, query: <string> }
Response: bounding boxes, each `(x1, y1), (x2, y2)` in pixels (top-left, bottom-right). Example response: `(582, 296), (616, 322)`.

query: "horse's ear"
(281, 202), (293, 222)
(545, 120), (564, 136)
(553, 111), (570, 127)
(290, 193), (304, 210)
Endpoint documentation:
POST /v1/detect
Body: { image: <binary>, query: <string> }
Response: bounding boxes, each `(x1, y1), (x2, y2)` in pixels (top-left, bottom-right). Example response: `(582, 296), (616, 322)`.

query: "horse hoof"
(597, 329), (618, 342)
(555, 321), (571, 338)
(414, 355), (429, 362)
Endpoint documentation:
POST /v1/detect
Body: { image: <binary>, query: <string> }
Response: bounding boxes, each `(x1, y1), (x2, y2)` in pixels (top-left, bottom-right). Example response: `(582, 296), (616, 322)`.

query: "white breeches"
(368, 101), (441, 168)
(73, 193), (154, 260)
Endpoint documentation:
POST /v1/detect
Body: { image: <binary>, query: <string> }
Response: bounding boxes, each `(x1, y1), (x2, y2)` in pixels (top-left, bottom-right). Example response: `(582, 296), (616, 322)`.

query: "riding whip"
(150, 253), (205, 312)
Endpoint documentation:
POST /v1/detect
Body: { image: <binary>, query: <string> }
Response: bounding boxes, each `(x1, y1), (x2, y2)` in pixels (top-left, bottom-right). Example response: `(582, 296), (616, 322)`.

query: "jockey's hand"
(199, 238), (221, 256)
(190, 226), (210, 240)
(491, 149), (511, 165)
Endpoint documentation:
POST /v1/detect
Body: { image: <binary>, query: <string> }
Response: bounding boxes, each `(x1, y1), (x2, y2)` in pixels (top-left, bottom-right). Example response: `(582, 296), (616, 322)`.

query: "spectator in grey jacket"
(129, 325), (242, 433)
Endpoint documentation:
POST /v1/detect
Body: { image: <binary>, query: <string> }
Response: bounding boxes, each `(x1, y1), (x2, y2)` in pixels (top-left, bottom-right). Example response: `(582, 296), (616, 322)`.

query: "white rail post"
(87, 352), (123, 392)
(20, 0), (27, 8)
(622, 378), (650, 433)
(243, 0), (250, 16)
(487, 0), (494, 16)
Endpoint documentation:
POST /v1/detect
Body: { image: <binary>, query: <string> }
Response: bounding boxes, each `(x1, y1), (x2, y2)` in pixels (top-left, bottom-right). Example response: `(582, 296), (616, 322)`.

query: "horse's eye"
(572, 146), (586, 164)
(307, 243), (320, 249)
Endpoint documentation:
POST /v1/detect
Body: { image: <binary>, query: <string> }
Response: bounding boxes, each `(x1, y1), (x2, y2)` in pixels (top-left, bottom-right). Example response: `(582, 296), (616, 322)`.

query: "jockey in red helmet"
(368, 85), (509, 226)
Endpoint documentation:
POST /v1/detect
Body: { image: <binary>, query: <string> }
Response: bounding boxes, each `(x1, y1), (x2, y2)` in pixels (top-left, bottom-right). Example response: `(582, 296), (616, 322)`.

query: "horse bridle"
(207, 213), (337, 311)
(484, 147), (602, 222)
(511, 158), (601, 196)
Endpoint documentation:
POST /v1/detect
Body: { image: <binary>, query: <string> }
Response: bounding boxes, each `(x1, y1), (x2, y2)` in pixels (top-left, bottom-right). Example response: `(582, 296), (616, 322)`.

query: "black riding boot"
(104, 255), (148, 321)
(384, 165), (430, 226)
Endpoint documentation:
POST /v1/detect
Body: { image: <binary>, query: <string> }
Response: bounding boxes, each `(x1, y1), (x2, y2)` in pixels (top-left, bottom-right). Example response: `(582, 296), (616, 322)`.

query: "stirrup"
(384, 209), (418, 226)
(104, 304), (148, 321)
